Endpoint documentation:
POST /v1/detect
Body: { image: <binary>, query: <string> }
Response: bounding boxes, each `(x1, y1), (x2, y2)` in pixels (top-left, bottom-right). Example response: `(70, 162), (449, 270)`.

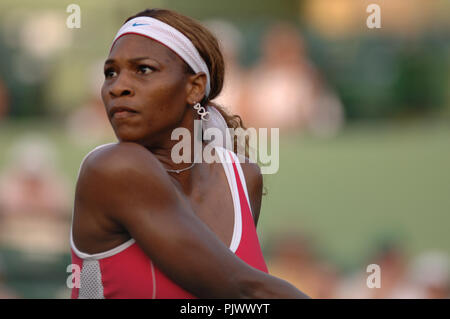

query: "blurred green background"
(0, 0), (449, 298)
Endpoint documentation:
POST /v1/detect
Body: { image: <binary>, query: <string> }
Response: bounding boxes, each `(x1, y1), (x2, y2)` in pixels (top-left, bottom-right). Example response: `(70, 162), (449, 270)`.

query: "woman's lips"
(113, 110), (138, 119)
(110, 105), (139, 120)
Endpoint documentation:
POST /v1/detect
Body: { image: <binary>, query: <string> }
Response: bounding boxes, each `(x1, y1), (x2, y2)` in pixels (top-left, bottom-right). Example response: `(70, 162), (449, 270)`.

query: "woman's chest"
(184, 168), (236, 248)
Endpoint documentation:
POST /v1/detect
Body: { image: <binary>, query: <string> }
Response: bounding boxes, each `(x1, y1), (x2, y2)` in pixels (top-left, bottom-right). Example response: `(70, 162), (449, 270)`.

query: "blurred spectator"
(65, 60), (114, 146)
(267, 233), (449, 299)
(204, 20), (247, 118)
(408, 251), (450, 299)
(267, 233), (339, 298)
(0, 135), (70, 217)
(0, 77), (9, 121)
(244, 22), (344, 135)
(313, 261), (341, 299)
(338, 239), (419, 298)
(0, 135), (71, 254)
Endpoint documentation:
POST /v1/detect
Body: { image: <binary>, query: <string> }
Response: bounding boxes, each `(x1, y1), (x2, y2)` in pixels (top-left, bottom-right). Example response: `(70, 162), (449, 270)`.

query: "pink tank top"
(70, 146), (268, 298)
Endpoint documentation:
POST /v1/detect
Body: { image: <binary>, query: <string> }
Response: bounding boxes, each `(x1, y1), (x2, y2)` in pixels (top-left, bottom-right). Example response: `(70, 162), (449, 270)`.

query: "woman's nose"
(109, 73), (135, 98)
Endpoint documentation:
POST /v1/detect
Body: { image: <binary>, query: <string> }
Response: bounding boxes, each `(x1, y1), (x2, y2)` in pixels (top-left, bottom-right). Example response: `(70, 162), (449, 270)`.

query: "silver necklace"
(165, 153), (200, 174)
(165, 161), (196, 174)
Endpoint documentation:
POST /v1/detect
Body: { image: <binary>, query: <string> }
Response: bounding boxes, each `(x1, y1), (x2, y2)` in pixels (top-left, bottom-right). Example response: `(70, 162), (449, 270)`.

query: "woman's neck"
(144, 107), (204, 183)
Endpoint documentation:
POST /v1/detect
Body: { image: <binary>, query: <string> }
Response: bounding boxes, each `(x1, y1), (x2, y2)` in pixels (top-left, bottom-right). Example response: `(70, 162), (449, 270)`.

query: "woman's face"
(101, 33), (191, 145)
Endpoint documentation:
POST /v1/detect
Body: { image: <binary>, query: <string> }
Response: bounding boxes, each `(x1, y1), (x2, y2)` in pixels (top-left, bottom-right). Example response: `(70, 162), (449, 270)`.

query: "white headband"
(111, 16), (211, 97)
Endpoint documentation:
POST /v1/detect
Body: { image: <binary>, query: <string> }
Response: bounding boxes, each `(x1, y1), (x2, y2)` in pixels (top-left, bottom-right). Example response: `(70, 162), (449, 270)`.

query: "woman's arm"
(76, 142), (309, 299)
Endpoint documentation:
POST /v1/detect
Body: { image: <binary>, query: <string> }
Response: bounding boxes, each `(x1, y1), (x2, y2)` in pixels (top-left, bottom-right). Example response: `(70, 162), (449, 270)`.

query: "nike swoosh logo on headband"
(132, 23), (149, 27)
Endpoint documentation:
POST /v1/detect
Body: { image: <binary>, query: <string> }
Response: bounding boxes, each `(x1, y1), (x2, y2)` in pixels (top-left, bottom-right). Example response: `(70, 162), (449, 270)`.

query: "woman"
(70, 8), (309, 299)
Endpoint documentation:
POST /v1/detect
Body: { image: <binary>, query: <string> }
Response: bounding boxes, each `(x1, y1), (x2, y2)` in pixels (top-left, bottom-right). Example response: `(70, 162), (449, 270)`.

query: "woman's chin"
(114, 129), (144, 143)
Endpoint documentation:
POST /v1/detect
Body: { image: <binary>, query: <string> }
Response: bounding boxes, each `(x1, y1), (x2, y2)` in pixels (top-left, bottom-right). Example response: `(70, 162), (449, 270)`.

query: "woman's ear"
(186, 72), (207, 104)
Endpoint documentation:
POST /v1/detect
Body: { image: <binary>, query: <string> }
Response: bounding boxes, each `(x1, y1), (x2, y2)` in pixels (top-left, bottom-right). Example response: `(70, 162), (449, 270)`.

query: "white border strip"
(216, 147), (242, 253)
(150, 261), (157, 299)
(229, 152), (254, 218)
(70, 228), (136, 260)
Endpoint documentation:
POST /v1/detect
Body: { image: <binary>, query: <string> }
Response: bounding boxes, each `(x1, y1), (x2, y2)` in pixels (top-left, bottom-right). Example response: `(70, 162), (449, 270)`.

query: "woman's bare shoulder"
(75, 142), (179, 221)
(75, 142), (175, 207)
(79, 142), (167, 180)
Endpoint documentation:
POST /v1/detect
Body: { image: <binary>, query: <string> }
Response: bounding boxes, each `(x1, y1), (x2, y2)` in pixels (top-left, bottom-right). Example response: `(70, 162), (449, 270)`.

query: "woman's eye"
(104, 68), (117, 78)
(137, 65), (154, 75)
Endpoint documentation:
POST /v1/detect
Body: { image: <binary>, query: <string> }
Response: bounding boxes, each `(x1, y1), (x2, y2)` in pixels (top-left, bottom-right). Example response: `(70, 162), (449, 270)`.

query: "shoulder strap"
(214, 146), (242, 253)
(223, 149), (253, 218)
